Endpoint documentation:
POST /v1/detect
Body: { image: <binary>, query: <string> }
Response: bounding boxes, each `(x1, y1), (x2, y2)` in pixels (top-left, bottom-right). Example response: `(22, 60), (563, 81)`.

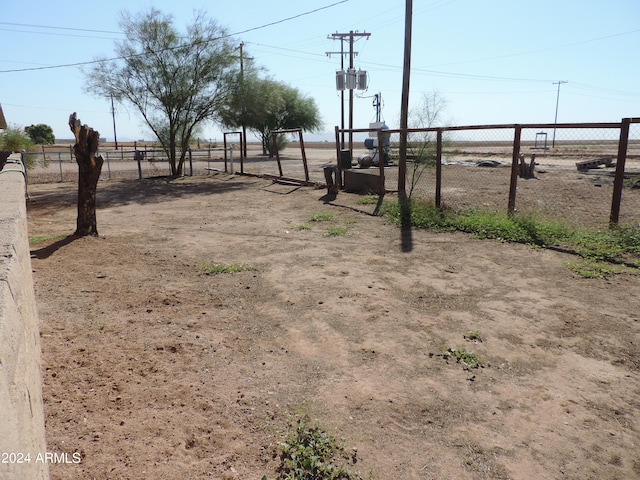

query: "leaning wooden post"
(69, 112), (104, 237)
(609, 117), (631, 227)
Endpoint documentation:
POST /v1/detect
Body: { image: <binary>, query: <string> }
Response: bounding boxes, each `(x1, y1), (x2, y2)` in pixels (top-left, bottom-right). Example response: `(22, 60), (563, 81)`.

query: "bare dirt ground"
(27, 173), (640, 480)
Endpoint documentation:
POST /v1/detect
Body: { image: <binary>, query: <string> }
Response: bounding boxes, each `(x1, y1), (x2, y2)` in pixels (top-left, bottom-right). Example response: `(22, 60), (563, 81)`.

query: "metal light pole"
(552, 80), (567, 148)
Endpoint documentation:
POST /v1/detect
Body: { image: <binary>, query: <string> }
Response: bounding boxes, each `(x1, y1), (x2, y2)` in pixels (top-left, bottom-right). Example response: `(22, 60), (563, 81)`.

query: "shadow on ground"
(27, 174), (259, 214)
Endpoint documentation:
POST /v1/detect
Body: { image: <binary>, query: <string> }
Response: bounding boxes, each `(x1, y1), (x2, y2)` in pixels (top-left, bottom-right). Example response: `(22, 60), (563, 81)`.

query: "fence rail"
(32, 139), (340, 184)
(30, 145), (234, 183)
(26, 118), (640, 229)
(337, 118), (640, 228)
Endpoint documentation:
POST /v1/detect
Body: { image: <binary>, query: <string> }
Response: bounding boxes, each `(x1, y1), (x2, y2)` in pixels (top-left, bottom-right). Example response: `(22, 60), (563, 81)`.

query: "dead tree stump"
(69, 113), (104, 236)
(518, 153), (536, 179)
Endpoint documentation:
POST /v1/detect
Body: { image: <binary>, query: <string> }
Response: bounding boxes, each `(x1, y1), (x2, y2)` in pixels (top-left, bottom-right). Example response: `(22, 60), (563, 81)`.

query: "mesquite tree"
(219, 75), (321, 157)
(69, 113), (103, 236)
(406, 91), (451, 198)
(84, 8), (237, 176)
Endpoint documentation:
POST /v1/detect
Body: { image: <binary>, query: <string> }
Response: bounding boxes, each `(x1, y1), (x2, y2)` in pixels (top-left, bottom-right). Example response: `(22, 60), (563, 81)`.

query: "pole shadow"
(398, 190), (413, 252)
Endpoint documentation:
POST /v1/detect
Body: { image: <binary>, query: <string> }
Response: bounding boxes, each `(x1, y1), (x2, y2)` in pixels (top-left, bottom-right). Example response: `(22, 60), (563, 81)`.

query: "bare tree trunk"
(69, 113), (103, 236)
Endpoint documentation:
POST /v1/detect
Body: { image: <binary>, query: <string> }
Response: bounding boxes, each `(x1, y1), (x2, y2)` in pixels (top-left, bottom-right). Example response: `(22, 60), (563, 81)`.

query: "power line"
(0, 21), (123, 35)
(0, 27), (121, 40)
(357, 59), (556, 83)
(246, 42), (327, 59)
(0, 0), (350, 74)
(423, 27), (640, 69)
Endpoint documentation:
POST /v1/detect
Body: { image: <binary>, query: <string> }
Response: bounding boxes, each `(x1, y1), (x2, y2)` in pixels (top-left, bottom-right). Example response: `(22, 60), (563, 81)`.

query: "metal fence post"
(377, 128), (385, 194)
(105, 151), (111, 180)
(609, 117), (631, 226)
(240, 132), (245, 174)
(435, 129), (443, 208)
(508, 124), (522, 216)
(223, 136), (228, 173)
(137, 153), (143, 180)
(335, 126), (343, 188)
(189, 148), (193, 176)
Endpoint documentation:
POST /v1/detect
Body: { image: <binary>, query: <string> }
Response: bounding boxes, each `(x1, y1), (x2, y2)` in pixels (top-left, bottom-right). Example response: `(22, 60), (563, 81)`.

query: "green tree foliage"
(219, 73), (321, 156)
(0, 125), (39, 169)
(0, 125), (33, 152)
(84, 8), (237, 176)
(25, 123), (55, 144)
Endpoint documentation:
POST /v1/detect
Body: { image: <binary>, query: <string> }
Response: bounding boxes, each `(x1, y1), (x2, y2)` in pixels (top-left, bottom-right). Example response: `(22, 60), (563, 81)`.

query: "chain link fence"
(27, 141), (339, 186)
(28, 143), (234, 183)
(26, 119), (640, 229)
(620, 122), (640, 226)
(340, 119), (640, 229)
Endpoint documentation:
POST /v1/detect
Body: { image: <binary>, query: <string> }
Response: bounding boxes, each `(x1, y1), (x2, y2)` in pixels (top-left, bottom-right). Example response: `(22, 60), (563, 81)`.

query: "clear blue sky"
(1, 0), (639, 142)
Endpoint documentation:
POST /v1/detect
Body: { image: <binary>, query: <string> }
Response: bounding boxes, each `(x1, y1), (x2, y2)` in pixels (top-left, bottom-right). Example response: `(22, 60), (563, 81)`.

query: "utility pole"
(238, 42), (253, 158)
(552, 80), (567, 148)
(326, 38), (349, 148)
(328, 31), (370, 153)
(110, 94), (118, 150)
(398, 0), (413, 194)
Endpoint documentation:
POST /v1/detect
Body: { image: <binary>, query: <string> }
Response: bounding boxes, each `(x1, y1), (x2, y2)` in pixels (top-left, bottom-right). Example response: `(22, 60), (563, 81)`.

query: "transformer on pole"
(328, 31), (371, 153)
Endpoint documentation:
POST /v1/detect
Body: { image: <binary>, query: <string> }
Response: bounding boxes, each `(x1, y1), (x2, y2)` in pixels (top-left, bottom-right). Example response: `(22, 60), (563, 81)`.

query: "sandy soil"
(27, 173), (640, 480)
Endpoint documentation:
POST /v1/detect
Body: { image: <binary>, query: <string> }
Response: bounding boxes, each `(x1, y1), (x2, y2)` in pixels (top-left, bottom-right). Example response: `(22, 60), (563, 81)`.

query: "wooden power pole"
(328, 31), (370, 154)
(398, 0), (413, 194)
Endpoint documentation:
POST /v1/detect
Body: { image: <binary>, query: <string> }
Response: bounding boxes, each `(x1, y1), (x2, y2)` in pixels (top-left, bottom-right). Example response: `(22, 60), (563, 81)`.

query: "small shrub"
(310, 212), (333, 222)
(567, 260), (621, 279)
(201, 263), (252, 275)
(325, 227), (349, 237)
(291, 224), (311, 231)
(264, 416), (360, 480)
(355, 196), (379, 205)
(464, 330), (483, 342)
(445, 346), (485, 369)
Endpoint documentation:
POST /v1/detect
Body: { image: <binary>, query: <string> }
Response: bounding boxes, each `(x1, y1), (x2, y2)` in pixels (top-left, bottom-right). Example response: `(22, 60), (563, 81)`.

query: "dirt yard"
(27, 173), (639, 480)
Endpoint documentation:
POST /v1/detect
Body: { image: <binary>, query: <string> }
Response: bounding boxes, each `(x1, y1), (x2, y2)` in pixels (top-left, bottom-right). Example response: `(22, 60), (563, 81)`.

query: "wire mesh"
(618, 122), (640, 226)
(26, 120), (640, 230)
(514, 126), (622, 228)
(391, 122), (640, 229)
